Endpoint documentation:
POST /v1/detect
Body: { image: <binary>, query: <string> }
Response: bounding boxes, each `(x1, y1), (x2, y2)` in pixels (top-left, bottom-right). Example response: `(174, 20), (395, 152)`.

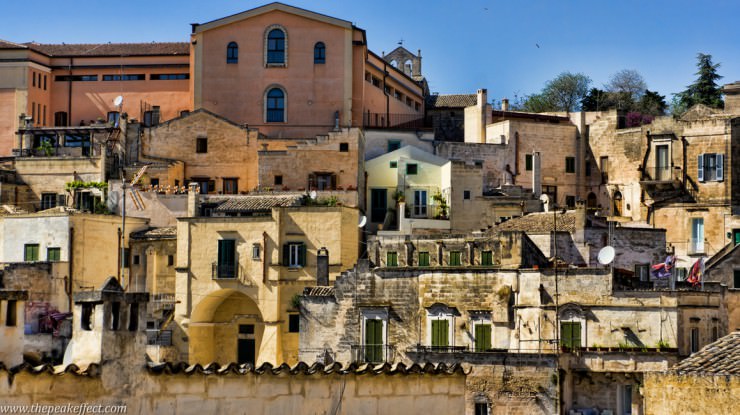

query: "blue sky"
(2, 0), (738, 104)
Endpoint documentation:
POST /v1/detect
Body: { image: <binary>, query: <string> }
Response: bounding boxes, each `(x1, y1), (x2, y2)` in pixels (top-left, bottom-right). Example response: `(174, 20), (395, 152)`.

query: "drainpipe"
(383, 61), (389, 127)
(67, 227), (74, 312)
(262, 231), (268, 284)
(67, 58), (73, 125)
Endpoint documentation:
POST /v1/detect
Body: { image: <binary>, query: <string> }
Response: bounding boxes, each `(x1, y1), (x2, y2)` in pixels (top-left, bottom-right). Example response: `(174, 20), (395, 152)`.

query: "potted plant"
(392, 189), (405, 203)
(432, 192), (448, 219)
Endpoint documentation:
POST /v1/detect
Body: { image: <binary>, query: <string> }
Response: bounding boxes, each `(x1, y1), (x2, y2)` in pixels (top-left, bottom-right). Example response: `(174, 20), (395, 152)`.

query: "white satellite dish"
(358, 215), (367, 228)
(309, 190), (317, 200)
(597, 246), (615, 265)
(113, 95), (124, 106)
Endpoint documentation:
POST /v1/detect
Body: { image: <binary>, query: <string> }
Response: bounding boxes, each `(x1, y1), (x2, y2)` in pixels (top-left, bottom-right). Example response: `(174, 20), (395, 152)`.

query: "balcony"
(146, 329), (172, 346)
(363, 112), (430, 130)
(211, 262), (253, 286)
(405, 203), (449, 220)
(688, 238), (705, 255)
(409, 345), (469, 353)
(640, 165), (682, 189)
(153, 293), (176, 310)
(350, 344), (396, 364)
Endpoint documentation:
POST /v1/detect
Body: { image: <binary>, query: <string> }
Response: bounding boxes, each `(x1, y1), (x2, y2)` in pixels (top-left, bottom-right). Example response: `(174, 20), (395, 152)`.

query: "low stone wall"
(643, 372), (740, 415)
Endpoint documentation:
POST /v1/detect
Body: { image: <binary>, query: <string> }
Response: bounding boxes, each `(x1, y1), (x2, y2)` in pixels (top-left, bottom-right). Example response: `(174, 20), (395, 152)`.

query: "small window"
(387, 140), (401, 152)
(449, 251), (461, 266)
(133, 255), (140, 265)
(389, 161), (398, 169)
(110, 302), (121, 331)
(635, 264), (650, 282)
(313, 42), (326, 64)
(227, 42), (238, 64)
(274, 175), (283, 186)
(196, 137), (207, 153)
(223, 178), (238, 195)
(474, 402), (488, 415)
(32, 72), (36, 87)
(690, 327), (700, 353)
(128, 303), (139, 331)
(41, 193), (58, 210)
(339, 142), (349, 152)
(168, 255), (174, 267)
(288, 314), (300, 332)
(47, 247), (61, 262)
(565, 195), (576, 208)
(81, 304), (93, 330)
(150, 73), (189, 80)
(525, 154), (533, 171)
(123, 248), (130, 268)
(43, 74), (47, 90)
(418, 251), (430, 267)
(252, 244), (261, 260)
(386, 251), (398, 267)
(102, 74), (145, 81)
(54, 111), (68, 127)
(5, 300), (17, 327)
(463, 190), (471, 200)
(565, 157), (576, 173)
(698, 153), (723, 182)
(560, 321), (582, 349)
(24, 244), (39, 262)
(150, 178), (160, 187)
(406, 164), (418, 175)
(283, 242), (306, 268)
(481, 251), (493, 266)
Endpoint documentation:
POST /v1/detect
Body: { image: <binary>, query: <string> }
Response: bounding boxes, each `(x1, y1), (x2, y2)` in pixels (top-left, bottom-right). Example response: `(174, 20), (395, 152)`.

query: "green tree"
(520, 72), (591, 112)
(676, 53), (724, 110)
(520, 93), (557, 113)
(581, 88), (610, 111)
(638, 89), (668, 116)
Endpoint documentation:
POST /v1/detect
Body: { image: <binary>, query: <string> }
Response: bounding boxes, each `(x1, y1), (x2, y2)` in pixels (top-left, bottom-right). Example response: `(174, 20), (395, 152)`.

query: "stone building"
(425, 93), (477, 142)
(173, 187), (359, 365)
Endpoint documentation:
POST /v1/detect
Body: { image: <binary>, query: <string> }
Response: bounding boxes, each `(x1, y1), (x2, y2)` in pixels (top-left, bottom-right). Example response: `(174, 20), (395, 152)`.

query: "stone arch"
(586, 192), (597, 210)
(613, 190), (623, 216)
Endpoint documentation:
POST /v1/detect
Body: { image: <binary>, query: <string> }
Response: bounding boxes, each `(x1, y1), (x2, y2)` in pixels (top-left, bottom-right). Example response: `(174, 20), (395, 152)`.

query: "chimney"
(478, 89), (487, 143)
(187, 182), (200, 217)
(316, 247), (329, 286)
(575, 199), (587, 243)
(532, 152), (542, 198)
(502, 98), (510, 111)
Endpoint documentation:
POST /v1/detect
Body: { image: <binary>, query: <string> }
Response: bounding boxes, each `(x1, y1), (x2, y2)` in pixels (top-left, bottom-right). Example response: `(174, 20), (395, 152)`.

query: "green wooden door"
(218, 239), (236, 278)
(474, 324), (492, 352)
(365, 319), (383, 362)
(431, 319), (449, 348)
(560, 322), (582, 349)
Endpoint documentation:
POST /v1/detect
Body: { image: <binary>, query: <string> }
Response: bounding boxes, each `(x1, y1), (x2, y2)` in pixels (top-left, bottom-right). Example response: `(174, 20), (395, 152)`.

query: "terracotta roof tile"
(0, 39), (28, 49)
(146, 361), (466, 376)
(22, 42), (189, 57)
(496, 211), (576, 233)
(426, 94), (477, 109)
(303, 286), (335, 297)
(209, 195), (304, 213)
(671, 332), (740, 376)
(130, 227), (177, 240)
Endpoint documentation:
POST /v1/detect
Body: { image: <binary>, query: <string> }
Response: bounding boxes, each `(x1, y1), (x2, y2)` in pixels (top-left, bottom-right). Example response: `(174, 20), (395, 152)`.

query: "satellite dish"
(309, 190), (317, 200)
(597, 246), (615, 265)
(358, 215), (367, 228)
(539, 194), (550, 212)
(113, 95), (124, 106)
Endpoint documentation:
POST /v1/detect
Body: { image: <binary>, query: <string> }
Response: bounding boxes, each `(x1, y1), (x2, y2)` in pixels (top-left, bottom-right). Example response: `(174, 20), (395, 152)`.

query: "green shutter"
(431, 319), (449, 347)
(560, 322), (582, 349)
(47, 247), (61, 262)
(387, 252), (398, 267)
(365, 319), (383, 362)
(481, 251), (493, 266)
(418, 252), (429, 266)
(450, 251), (461, 266)
(475, 324), (492, 352)
(24, 244), (39, 262)
(299, 244), (307, 266)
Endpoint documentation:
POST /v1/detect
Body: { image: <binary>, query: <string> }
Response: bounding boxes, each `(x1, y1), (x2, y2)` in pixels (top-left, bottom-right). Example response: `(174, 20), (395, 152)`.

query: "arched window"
(266, 88), (285, 122)
(613, 190), (623, 216)
(266, 28), (286, 64)
(314, 42), (325, 64)
(226, 42), (238, 64)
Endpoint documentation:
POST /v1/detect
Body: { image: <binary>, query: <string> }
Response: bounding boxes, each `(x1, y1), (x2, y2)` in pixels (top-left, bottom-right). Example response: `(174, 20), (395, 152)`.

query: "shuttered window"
(560, 322), (582, 349)
(431, 319), (449, 347)
(474, 324), (492, 352)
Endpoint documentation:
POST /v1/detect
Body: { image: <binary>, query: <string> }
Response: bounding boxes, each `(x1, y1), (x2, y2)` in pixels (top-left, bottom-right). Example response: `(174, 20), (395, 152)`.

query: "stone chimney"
(316, 247), (329, 286)
(187, 182), (200, 217)
(478, 89), (487, 142)
(532, 152), (542, 198)
(575, 199), (587, 244)
(502, 98), (510, 111)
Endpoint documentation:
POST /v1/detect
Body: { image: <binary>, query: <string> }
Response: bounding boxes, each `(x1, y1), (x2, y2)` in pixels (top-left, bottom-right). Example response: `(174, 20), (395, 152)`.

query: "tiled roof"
(130, 227), (177, 240)
(0, 39), (28, 49)
(303, 286), (335, 297)
(426, 94), (477, 109)
(147, 361), (466, 376)
(671, 332), (740, 376)
(496, 211), (576, 233)
(0, 362), (99, 377)
(210, 195), (303, 213)
(22, 42), (189, 57)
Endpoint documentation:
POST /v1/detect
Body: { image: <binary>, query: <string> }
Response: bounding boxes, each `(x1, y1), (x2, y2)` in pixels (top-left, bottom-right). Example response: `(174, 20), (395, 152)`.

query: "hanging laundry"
(686, 257), (705, 286)
(651, 255), (674, 279)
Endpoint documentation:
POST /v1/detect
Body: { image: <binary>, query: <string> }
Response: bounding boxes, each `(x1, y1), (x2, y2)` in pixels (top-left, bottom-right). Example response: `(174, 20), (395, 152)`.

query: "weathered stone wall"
(364, 130), (434, 160)
(0, 367), (465, 415)
(643, 373), (740, 415)
(435, 141), (511, 192)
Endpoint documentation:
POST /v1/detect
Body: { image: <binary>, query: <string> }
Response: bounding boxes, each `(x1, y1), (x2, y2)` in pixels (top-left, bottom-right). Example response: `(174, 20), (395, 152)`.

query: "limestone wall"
(643, 373), (740, 415)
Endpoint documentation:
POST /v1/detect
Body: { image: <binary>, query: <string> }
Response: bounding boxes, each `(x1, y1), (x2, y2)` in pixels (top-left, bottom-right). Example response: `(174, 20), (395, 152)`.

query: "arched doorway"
(190, 289), (263, 365)
(586, 192), (597, 211)
(612, 191), (623, 216)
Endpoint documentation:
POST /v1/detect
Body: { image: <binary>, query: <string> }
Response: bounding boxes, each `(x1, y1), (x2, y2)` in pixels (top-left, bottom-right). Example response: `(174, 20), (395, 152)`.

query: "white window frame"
(691, 217), (705, 254)
(471, 313), (492, 351)
(427, 305), (455, 347)
(288, 243), (302, 268)
(252, 243), (261, 261)
(412, 189), (428, 218)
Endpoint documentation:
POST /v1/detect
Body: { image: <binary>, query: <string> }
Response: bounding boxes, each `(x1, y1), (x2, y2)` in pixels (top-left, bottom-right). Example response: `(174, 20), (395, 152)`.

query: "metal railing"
(688, 238), (705, 255)
(350, 344), (396, 363)
(363, 112), (429, 130)
(410, 345), (469, 353)
(643, 165), (677, 182)
(146, 329), (172, 346)
(404, 203), (449, 220)
(212, 262), (238, 279)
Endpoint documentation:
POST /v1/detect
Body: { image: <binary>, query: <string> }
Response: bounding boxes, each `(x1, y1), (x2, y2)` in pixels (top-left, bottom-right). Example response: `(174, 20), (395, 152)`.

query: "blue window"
(266, 88), (285, 122)
(267, 29), (285, 64)
(314, 42), (326, 64)
(227, 42), (238, 64)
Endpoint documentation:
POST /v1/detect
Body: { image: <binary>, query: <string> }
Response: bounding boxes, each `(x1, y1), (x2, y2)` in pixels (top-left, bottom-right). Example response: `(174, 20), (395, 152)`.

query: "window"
(565, 195), (576, 208)
(474, 323), (492, 352)
(565, 157), (576, 173)
(196, 137), (207, 153)
(697, 153), (723, 182)
(525, 154), (533, 171)
(283, 242), (306, 268)
(24, 244), (39, 262)
(418, 252), (430, 267)
(133, 255), (140, 265)
(313, 42), (325, 64)
(463, 190), (471, 200)
(223, 178), (238, 195)
(560, 322), (582, 349)
(110, 302), (121, 331)
(635, 264), (649, 282)
(102, 74), (144, 81)
(481, 251), (493, 266)
(406, 163), (418, 175)
(690, 327), (699, 353)
(387, 140), (401, 152)
(47, 247), (61, 262)
(150, 73), (189, 80)
(217, 239), (236, 278)
(585, 160), (591, 176)
(81, 304), (93, 331)
(54, 111), (68, 127)
(309, 173), (336, 190)
(168, 255), (174, 266)
(288, 314), (299, 333)
(107, 111), (120, 126)
(431, 319), (449, 347)
(55, 75), (97, 82)
(413, 189), (427, 217)
(339, 142), (349, 152)
(734, 270), (740, 289)
(372, 76), (381, 88)
(43, 74), (47, 90)
(711, 326), (719, 342)
(274, 175), (283, 186)
(613, 191), (623, 216)
(266, 88), (285, 122)
(389, 161), (398, 168)
(691, 218), (704, 254)
(5, 300), (17, 327)
(600, 156), (609, 183)
(123, 248), (130, 268)
(226, 42), (238, 63)
(449, 251), (461, 266)
(362, 309), (388, 363)
(676, 267), (688, 281)
(252, 244), (261, 260)
(474, 402), (488, 415)
(41, 193), (57, 210)
(128, 303), (139, 331)
(386, 251), (398, 267)
(266, 28), (286, 65)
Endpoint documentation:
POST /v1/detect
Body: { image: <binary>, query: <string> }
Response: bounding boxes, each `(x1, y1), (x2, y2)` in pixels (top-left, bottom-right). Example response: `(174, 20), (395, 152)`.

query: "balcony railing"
(404, 203), (449, 220)
(350, 344), (396, 363)
(212, 262), (238, 279)
(688, 238), (705, 255)
(146, 329), (172, 346)
(642, 165), (679, 182)
(410, 345), (469, 353)
(363, 112), (430, 130)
